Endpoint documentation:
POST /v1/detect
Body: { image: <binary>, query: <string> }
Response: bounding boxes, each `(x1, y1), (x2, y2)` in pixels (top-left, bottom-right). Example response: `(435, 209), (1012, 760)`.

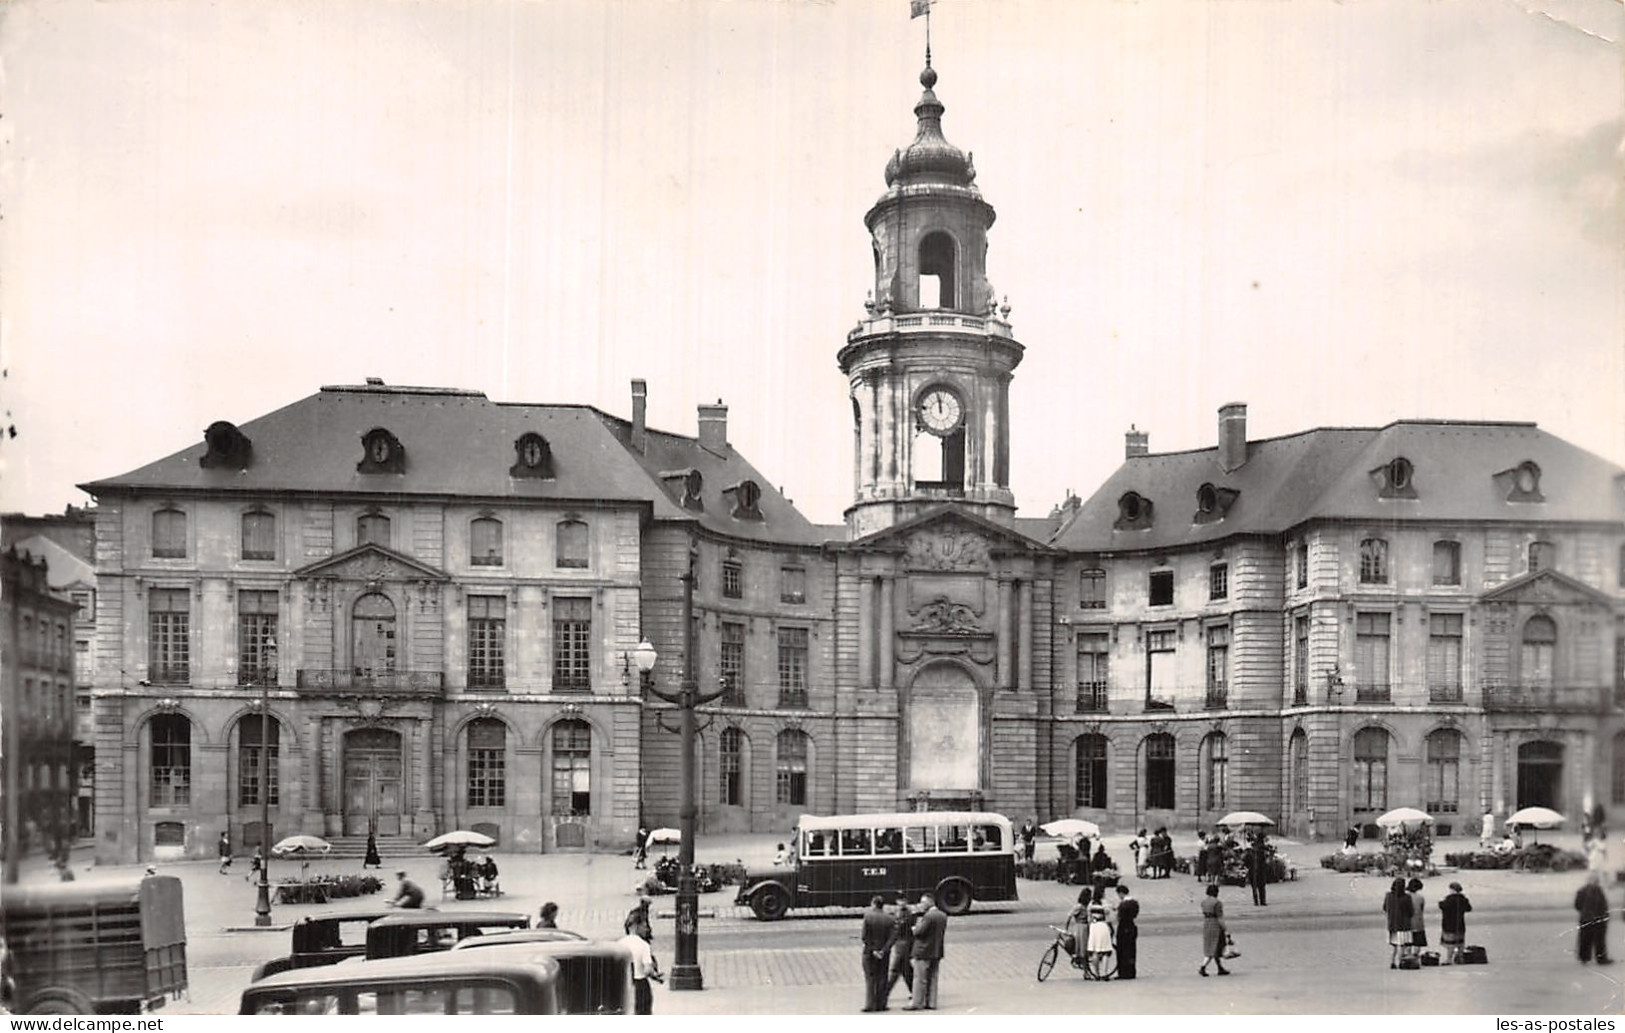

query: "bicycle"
(1037, 924), (1116, 982)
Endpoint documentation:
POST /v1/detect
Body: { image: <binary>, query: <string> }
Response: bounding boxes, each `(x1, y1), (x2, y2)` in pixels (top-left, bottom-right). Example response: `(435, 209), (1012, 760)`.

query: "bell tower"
(839, 62), (1025, 538)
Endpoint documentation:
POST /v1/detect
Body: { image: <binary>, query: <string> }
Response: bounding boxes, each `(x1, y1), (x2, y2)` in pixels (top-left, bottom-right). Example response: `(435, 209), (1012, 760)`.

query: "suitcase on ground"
(1460, 945), (1488, 965)
(1420, 951), (1440, 967)
(1398, 955), (1421, 970)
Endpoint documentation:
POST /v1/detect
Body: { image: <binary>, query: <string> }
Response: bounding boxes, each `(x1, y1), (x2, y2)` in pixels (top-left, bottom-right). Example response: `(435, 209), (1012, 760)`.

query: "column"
(879, 576), (895, 692)
(1017, 580), (1033, 692)
(858, 577), (875, 689)
(996, 578), (1013, 689)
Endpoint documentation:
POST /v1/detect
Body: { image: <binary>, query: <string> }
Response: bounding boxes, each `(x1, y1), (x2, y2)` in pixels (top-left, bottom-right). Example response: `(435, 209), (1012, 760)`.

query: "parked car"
(250, 908), (397, 981)
(448, 929), (587, 949)
(451, 937), (632, 1014)
(239, 945), (565, 1015)
(364, 911), (531, 959)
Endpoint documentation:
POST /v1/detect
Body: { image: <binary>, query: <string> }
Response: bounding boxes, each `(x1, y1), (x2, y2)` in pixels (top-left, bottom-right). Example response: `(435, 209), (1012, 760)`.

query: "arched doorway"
(1517, 740), (1564, 811)
(343, 728), (403, 835)
(907, 664), (980, 802)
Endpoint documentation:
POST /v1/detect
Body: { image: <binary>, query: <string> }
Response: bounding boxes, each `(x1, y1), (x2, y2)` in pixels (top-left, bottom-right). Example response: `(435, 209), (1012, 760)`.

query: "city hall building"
(81, 65), (1625, 862)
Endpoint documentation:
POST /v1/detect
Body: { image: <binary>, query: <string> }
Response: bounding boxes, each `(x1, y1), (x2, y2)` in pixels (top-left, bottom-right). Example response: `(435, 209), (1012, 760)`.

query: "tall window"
(1203, 732), (1228, 810)
(550, 720), (591, 815)
(238, 590), (278, 687)
(466, 719), (506, 808)
(1145, 628), (1176, 706)
(1205, 625), (1230, 707)
(149, 714), (191, 807)
(1295, 541), (1309, 589)
(1432, 541), (1461, 586)
(357, 513), (391, 546)
(151, 508), (187, 558)
(1428, 614), (1464, 701)
(241, 510), (276, 561)
(1528, 540), (1555, 573)
(1613, 731), (1625, 806)
(1075, 734), (1108, 809)
(1352, 727), (1389, 812)
(1354, 612), (1392, 700)
(237, 715), (279, 807)
(552, 597), (592, 691)
(470, 517), (504, 566)
(779, 566), (806, 604)
(148, 588), (190, 684)
(720, 621), (745, 705)
(721, 559), (743, 599)
(776, 730), (809, 805)
(468, 595), (506, 689)
(1294, 615), (1310, 704)
(1359, 538), (1388, 584)
(1424, 728), (1461, 814)
(777, 627), (809, 708)
(1209, 564), (1229, 601)
(556, 519), (588, 569)
(1144, 733), (1175, 810)
(720, 727), (743, 806)
(1148, 570), (1174, 606)
(1520, 615), (1556, 689)
(1290, 730), (1309, 811)
(1079, 568), (1106, 609)
(1076, 632), (1109, 712)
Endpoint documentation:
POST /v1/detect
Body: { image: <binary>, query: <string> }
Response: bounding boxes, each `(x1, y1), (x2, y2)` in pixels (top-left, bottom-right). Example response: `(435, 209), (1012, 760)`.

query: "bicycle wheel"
(1088, 950), (1118, 981)
(1037, 942), (1060, 982)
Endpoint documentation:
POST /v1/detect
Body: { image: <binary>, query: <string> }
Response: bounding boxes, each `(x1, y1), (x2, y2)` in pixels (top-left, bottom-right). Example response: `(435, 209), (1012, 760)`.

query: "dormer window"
(1500, 461), (1544, 503)
(358, 428), (405, 474)
(660, 469), (704, 511)
(727, 479), (764, 521)
(1114, 491), (1154, 531)
(200, 421), (253, 470)
(1193, 483), (1239, 525)
(1372, 457), (1417, 500)
(511, 433), (555, 479)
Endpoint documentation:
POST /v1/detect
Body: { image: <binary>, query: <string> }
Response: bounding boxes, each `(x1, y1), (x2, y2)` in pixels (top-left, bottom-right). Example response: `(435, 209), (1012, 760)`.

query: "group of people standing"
(1130, 828), (1176, 879)
(1383, 877), (1474, 967)
(860, 893), (949, 1011)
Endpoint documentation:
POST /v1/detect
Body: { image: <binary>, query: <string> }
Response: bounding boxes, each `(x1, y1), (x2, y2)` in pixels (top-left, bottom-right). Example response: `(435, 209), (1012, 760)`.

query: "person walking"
(1438, 882), (1472, 965)
(860, 895), (895, 1011)
(363, 831), (382, 870)
(626, 896), (654, 943)
(245, 846), (264, 884)
(904, 892), (946, 1010)
(217, 831), (232, 874)
(1113, 885), (1139, 979)
(1576, 872), (1615, 965)
(1406, 878), (1428, 960)
(1020, 819), (1038, 865)
(1383, 877), (1414, 968)
(538, 902), (560, 928)
(1204, 834), (1225, 886)
(882, 901), (915, 1007)
(618, 927), (663, 1014)
(634, 825), (650, 870)
(1198, 884), (1230, 977)
(388, 870), (424, 909)
(1247, 833), (1268, 906)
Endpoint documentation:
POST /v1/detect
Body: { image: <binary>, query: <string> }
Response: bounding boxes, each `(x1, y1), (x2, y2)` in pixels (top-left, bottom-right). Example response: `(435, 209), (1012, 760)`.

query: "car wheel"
(936, 878), (973, 916)
(751, 885), (790, 921)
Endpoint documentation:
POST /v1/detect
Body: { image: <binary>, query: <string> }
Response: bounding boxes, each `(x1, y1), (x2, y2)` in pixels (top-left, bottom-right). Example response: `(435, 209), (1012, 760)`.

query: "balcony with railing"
(148, 665), (190, 686)
(1204, 687), (1229, 710)
(1429, 682), (1465, 704)
(1075, 682), (1108, 713)
(1482, 681), (1609, 714)
(777, 688), (809, 710)
(296, 668), (444, 695)
(1354, 682), (1391, 703)
(238, 667), (279, 688)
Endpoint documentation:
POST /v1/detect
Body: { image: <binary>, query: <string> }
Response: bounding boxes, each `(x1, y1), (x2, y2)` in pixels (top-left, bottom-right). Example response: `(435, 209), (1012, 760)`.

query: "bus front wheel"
(25, 989), (93, 1014)
(936, 879), (973, 916)
(751, 886), (790, 921)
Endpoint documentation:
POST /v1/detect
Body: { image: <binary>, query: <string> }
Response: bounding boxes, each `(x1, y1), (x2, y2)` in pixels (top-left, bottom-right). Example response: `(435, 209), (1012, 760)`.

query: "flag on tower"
(910, 0), (932, 19)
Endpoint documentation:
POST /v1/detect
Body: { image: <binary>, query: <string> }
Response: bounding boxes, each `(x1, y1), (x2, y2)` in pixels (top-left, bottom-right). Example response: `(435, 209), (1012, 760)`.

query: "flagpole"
(925, 1), (932, 68)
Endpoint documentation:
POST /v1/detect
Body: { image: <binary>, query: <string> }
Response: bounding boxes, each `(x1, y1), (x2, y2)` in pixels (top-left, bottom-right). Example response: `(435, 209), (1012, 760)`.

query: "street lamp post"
(254, 641), (275, 927)
(638, 560), (722, 990)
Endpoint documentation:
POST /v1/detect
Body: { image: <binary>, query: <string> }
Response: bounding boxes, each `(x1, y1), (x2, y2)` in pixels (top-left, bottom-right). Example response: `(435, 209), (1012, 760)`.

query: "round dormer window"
(1388, 457), (1413, 491)
(1516, 461), (1540, 494)
(1119, 492), (1145, 522)
(1197, 483), (1218, 514)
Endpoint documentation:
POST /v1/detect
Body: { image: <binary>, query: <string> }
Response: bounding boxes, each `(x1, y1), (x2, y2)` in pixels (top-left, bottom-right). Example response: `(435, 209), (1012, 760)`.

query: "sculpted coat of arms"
(905, 529), (989, 571)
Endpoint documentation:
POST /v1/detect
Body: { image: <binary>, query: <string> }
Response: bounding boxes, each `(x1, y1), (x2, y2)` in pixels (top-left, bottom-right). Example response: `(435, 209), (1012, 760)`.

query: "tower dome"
(884, 66), (976, 187)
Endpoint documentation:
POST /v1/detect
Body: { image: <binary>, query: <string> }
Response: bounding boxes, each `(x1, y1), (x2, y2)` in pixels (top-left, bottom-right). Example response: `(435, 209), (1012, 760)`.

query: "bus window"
(454, 986), (518, 1015)
(938, 826), (968, 853)
(973, 824), (1002, 851)
(804, 831), (831, 857)
(839, 828), (872, 856)
(904, 826), (936, 853)
(875, 827), (905, 855)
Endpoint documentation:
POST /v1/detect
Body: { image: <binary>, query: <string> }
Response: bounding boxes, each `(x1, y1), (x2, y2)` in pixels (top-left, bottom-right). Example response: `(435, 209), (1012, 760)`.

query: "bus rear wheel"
(751, 885), (790, 921)
(936, 878), (973, 916)
(26, 990), (93, 1014)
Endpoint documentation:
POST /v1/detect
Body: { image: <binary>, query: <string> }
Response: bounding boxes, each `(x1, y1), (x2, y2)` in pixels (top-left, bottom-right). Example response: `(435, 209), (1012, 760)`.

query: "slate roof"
(10, 534), (95, 590)
(1053, 420), (1625, 553)
(79, 384), (824, 545)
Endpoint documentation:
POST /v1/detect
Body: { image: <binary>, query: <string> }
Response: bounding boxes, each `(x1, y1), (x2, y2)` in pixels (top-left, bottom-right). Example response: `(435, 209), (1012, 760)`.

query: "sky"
(2, 0), (1621, 526)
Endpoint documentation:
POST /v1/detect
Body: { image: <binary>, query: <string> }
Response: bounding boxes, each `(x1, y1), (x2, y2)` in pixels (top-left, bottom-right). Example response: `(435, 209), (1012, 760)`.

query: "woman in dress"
(1406, 878), (1427, 960)
(1383, 877), (1414, 968)
(1199, 883), (1230, 976)
(1086, 901), (1115, 972)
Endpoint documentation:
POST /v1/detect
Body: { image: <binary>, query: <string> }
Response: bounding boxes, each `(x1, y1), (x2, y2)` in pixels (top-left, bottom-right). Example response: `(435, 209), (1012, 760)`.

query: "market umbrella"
(1508, 807), (1565, 843)
(1216, 812), (1275, 829)
(424, 830), (496, 853)
(646, 827), (682, 845)
(1375, 808), (1434, 828)
(1039, 819), (1101, 839)
(271, 835), (332, 856)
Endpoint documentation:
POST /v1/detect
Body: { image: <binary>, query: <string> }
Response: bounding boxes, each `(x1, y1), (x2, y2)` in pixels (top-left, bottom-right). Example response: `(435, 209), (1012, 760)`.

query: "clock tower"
(839, 62), (1025, 538)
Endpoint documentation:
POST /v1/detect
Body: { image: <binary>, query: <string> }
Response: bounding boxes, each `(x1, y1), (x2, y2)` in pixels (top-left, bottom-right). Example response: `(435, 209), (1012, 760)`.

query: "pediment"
(293, 543), (450, 582)
(1480, 569), (1610, 607)
(848, 506), (1054, 568)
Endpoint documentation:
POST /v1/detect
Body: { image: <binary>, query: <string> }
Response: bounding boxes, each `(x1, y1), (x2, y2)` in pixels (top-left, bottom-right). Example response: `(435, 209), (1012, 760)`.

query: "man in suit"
(1113, 885), (1140, 979)
(881, 901), (915, 1008)
(860, 895), (896, 1011)
(904, 892), (947, 1010)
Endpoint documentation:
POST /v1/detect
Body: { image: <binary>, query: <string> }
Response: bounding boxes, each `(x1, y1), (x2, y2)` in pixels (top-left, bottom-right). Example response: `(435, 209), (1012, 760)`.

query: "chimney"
(697, 399), (728, 451)
(1218, 402), (1248, 473)
(630, 379), (648, 453)
(1125, 425), (1149, 459)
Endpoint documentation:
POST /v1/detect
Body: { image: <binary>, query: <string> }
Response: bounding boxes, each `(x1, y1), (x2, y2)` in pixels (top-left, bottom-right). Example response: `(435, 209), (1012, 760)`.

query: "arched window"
(466, 719), (506, 808)
(1075, 734), (1108, 809)
(352, 593), (397, 679)
(556, 519), (589, 569)
(241, 510), (276, 561)
(1352, 727), (1389, 813)
(550, 720), (591, 816)
(776, 730), (809, 806)
(720, 727), (744, 806)
(237, 714), (280, 807)
(1521, 616), (1557, 689)
(1359, 538), (1388, 584)
(1289, 730), (1309, 811)
(152, 508), (187, 559)
(1528, 540), (1555, 574)
(470, 517), (503, 566)
(1424, 728), (1462, 814)
(1144, 733), (1175, 810)
(149, 713), (191, 807)
(1201, 732), (1228, 810)
(918, 231), (956, 309)
(357, 512), (391, 547)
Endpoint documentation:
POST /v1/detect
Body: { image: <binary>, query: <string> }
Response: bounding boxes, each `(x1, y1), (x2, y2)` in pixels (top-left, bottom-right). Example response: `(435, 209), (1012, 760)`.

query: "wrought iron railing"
(1204, 688), (1229, 710)
(1354, 683), (1391, 703)
(296, 669), (444, 693)
(1482, 681), (1607, 713)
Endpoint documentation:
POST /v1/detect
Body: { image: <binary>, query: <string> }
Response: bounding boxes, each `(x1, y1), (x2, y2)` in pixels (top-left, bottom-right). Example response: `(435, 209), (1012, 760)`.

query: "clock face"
(370, 436), (392, 463)
(918, 387), (963, 435)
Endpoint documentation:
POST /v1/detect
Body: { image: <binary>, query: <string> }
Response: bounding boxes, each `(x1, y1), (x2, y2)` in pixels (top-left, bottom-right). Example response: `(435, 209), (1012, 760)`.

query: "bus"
(734, 811), (1017, 920)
